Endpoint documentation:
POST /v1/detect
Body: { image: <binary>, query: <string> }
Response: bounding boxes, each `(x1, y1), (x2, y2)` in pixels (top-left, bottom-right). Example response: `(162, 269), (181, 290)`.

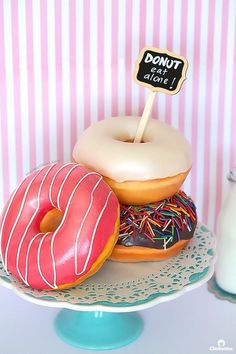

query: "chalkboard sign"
(133, 47), (188, 95)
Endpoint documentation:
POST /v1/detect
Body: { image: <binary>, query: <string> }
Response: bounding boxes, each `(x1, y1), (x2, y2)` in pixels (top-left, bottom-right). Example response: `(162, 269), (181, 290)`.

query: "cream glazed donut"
(73, 116), (192, 205)
(0, 163), (120, 290)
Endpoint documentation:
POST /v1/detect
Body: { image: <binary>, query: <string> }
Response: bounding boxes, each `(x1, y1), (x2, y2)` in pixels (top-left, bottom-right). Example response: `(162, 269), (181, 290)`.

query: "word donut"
(110, 191), (197, 262)
(73, 116), (192, 205)
(0, 163), (120, 290)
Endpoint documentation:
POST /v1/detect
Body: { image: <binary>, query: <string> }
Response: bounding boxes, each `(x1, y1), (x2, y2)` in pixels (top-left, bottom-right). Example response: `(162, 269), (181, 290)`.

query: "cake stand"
(0, 223), (216, 350)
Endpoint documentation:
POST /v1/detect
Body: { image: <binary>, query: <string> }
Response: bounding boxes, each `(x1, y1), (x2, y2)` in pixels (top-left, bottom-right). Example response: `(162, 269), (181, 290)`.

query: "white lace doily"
(0, 223), (216, 312)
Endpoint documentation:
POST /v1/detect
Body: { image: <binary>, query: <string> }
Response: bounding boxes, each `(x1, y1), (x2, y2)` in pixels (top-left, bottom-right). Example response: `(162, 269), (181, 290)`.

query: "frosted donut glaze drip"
(0, 163), (119, 290)
(118, 191), (197, 250)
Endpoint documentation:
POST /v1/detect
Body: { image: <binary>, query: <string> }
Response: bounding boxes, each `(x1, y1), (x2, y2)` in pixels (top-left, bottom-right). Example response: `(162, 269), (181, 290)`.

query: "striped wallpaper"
(0, 0), (235, 231)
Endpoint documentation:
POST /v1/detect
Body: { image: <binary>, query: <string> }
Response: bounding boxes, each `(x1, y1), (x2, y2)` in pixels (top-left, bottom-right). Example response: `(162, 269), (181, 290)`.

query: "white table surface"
(0, 281), (236, 354)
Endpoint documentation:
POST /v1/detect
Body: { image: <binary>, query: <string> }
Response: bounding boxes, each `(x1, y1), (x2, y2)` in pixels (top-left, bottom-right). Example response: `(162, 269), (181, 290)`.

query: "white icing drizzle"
(37, 232), (57, 289)
(0, 164), (48, 268)
(74, 176), (103, 273)
(24, 232), (44, 286)
(2, 165), (55, 272)
(16, 164), (57, 283)
(76, 191), (112, 276)
(50, 172), (99, 289)
(56, 164), (86, 210)
(48, 163), (75, 208)
(0, 181), (26, 273)
(24, 164), (83, 288)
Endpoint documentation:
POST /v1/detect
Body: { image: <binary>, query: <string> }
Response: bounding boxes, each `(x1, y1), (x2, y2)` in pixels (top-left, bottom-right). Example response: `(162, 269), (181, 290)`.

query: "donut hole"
(40, 208), (64, 233)
(114, 137), (148, 144)
(124, 139), (146, 143)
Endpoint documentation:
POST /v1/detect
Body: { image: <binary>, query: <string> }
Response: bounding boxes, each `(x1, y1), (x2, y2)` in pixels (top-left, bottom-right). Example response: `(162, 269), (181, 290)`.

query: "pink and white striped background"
(0, 0), (235, 231)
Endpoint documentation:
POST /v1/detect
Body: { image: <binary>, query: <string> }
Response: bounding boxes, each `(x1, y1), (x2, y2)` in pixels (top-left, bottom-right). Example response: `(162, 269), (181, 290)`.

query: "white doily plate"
(0, 223), (216, 312)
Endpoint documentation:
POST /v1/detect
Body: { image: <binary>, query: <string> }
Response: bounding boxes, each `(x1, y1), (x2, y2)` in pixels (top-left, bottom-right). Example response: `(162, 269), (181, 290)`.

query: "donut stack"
(73, 116), (197, 262)
(0, 117), (198, 291)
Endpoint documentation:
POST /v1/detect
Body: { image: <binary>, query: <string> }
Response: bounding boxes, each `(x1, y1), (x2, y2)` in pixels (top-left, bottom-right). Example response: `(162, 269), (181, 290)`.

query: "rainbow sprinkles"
(118, 191), (197, 251)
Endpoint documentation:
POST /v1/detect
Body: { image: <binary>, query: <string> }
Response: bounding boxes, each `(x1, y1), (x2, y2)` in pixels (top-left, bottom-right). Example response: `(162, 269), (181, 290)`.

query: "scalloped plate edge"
(0, 261), (216, 313)
(0, 245), (216, 313)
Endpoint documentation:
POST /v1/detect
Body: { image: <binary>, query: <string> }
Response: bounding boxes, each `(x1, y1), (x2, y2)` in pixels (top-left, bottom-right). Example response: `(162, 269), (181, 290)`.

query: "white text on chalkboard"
(144, 53), (182, 70)
(134, 47), (188, 94)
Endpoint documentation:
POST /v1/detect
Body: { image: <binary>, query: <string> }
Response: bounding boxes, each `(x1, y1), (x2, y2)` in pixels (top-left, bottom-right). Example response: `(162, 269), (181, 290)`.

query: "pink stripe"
(202, 0), (216, 224)
(152, 0), (160, 119)
(138, 0), (146, 116)
(69, 0), (77, 152)
(40, 0), (50, 164)
(11, 1), (23, 182)
(230, 20), (236, 168)
(0, 1), (10, 201)
(83, 0), (91, 128)
(214, 0), (230, 228)
(25, 0), (36, 172)
(152, 0), (160, 51)
(111, 0), (118, 117)
(165, 0), (174, 125)
(178, 0), (188, 133)
(55, 0), (63, 161)
(190, 0), (202, 201)
(97, 0), (104, 121)
(125, 0), (132, 116)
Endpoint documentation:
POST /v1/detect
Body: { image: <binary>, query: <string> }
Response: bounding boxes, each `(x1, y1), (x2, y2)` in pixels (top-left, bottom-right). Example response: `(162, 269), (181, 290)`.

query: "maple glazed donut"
(0, 163), (119, 290)
(72, 116), (192, 205)
(110, 191), (197, 262)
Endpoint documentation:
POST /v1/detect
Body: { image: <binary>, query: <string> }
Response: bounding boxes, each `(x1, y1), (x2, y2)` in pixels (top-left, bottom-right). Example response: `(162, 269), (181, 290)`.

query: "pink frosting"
(0, 163), (119, 289)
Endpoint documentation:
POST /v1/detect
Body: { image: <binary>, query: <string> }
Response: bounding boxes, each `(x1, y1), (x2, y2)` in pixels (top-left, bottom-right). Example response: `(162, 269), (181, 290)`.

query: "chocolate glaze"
(118, 191), (197, 250)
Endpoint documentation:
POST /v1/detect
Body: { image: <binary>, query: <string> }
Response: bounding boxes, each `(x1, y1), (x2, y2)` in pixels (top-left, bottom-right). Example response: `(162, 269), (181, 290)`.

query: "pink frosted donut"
(0, 163), (120, 290)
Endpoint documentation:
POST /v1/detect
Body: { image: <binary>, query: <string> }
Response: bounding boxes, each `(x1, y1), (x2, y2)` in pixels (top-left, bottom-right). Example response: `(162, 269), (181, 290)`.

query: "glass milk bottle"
(215, 168), (236, 294)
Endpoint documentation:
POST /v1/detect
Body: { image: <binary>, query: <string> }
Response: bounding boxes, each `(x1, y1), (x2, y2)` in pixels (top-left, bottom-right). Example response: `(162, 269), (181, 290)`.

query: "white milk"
(215, 168), (236, 294)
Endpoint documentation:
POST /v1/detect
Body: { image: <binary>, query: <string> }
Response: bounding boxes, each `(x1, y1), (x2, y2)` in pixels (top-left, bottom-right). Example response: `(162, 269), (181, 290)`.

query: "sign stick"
(133, 91), (156, 143)
(133, 47), (188, 144)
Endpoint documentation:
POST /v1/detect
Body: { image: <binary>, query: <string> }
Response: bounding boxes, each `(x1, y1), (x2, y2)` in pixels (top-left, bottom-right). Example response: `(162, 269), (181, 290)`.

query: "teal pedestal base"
(54, 309), (144, 350)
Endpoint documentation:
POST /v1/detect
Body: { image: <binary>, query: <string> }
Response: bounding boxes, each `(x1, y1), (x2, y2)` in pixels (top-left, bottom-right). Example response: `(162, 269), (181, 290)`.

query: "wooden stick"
(133, 90), (156, 143)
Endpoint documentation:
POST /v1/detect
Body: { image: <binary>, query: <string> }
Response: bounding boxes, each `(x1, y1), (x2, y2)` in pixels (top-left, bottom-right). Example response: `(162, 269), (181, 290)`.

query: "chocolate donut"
(110, 191), (197, 262)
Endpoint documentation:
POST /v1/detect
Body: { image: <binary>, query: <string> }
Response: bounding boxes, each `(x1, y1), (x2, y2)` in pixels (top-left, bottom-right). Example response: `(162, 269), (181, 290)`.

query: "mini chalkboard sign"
(133, 47), (188, 94)
(133, 47), (188, 143)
